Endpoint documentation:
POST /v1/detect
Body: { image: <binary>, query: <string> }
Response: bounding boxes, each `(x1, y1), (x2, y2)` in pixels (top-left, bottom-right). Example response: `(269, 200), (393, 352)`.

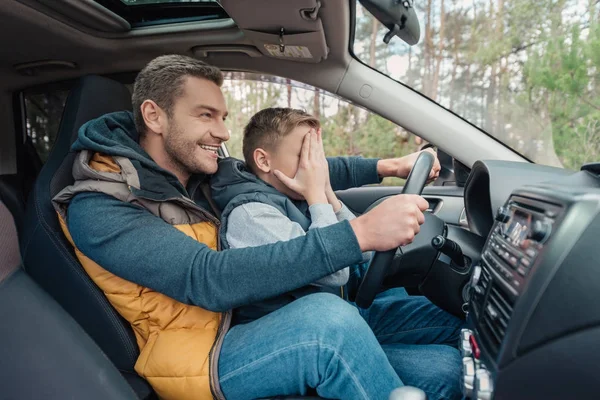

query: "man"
(54, 55), (462, 400)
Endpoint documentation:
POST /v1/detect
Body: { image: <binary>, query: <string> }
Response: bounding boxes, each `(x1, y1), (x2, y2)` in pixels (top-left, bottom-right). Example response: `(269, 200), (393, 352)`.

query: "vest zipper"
(208, 310), (232, 400)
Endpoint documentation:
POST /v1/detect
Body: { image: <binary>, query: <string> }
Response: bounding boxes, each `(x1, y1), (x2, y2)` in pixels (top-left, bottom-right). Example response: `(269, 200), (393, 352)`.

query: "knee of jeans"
(430, 349), (463, 400)
(296, 293), (369, 338)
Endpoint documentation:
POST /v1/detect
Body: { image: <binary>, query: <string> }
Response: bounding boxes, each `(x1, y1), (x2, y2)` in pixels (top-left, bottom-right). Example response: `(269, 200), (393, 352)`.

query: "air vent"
(481, 282), (514, 357)
(471, 266), (491, 317)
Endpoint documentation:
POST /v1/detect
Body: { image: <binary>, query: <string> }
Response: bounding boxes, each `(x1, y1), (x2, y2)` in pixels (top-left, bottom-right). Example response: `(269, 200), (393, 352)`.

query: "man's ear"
(253, 148), (271, 173)
(140, 100), (166, 136)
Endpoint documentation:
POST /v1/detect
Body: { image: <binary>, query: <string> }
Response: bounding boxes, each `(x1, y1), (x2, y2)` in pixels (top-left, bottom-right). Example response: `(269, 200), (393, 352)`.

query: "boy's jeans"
(219, 287), (464, 400)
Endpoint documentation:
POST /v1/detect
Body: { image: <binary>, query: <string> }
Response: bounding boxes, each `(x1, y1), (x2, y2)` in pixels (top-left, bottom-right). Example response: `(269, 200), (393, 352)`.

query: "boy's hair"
(132, 54), (224, 136)
(243, 107), (320, 172)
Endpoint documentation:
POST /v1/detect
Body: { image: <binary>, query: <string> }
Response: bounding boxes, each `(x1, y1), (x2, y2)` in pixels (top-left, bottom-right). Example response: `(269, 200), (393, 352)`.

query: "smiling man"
(54, 55), (462, 400)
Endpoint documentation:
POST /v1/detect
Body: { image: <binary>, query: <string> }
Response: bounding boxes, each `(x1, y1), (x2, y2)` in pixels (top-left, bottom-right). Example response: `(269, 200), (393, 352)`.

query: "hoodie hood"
(73, 110), (151, 167)
(72, 110), (191, 199)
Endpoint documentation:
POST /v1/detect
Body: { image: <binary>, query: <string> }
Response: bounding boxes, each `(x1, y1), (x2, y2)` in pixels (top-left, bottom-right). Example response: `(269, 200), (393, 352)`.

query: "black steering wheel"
(354, 151), (435, 309)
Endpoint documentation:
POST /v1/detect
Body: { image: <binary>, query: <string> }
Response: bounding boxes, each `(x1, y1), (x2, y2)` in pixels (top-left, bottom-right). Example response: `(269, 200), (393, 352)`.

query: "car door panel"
(336, 186), (467, 228)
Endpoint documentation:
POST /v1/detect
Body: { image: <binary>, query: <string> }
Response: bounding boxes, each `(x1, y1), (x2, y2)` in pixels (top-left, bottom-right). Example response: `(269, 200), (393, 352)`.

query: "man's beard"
(163, 122), (211, 177)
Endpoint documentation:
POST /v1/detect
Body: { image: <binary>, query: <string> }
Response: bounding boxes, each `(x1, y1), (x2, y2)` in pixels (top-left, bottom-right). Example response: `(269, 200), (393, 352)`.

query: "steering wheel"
(354, 151), (435, 309)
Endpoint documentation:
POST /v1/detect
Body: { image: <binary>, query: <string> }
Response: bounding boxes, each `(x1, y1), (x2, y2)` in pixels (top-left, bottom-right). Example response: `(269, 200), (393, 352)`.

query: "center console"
(460, 185), (600, 399)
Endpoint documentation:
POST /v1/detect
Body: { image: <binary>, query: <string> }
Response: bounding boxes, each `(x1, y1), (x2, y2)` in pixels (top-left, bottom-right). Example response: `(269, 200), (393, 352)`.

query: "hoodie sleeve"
(327, 156), (382, 191)
(225, 203), (349, 287)
(67, 192), (363, 312)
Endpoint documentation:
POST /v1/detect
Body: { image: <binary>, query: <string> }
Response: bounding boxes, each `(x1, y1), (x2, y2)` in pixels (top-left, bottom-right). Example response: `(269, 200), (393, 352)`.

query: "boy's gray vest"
(210, 158), (341, 324)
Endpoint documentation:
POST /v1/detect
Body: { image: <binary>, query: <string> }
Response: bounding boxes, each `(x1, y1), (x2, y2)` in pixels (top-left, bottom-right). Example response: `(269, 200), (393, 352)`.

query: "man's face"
(265, 124), (313, 200)
(163, 77), (229, 175)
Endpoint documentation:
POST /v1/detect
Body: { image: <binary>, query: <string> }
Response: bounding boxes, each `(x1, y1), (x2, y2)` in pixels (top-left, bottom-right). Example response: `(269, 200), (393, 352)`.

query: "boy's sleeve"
(67, 192), (363, 312)
(327, 156), (382, 191)
(335, 202), (373, 263)
(227, 203), (349, 287)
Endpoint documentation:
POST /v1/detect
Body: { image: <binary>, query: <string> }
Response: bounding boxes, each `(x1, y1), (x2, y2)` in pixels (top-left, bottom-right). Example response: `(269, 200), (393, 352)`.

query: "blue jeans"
(218, 288), (463, 400)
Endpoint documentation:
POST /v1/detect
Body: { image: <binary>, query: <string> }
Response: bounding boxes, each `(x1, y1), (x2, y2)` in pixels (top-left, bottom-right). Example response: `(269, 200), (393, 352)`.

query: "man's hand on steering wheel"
(350, 195), (428, 252)
(354, 151), (436, 308)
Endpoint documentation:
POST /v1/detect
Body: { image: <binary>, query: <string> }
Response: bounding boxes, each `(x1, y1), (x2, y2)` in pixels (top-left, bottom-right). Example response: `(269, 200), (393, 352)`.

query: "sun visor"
(218, 0), (328, 63)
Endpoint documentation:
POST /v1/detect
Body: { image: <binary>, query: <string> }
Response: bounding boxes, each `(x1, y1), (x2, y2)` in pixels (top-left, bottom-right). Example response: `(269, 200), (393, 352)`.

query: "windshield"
(353, 1), (600, 169)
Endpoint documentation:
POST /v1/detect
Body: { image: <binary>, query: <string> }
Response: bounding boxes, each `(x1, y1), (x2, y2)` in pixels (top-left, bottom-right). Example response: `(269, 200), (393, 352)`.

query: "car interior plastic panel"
(219, 0), (329, 63)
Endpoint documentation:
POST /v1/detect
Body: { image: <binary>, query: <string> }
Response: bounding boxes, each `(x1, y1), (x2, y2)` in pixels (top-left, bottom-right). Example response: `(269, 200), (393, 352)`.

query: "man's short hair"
(132, 54), (224, 135)
(243, 108), (320, 172)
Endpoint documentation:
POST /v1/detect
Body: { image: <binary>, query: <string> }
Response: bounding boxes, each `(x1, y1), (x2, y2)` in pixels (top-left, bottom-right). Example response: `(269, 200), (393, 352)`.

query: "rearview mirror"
(358, 0), (420, 45)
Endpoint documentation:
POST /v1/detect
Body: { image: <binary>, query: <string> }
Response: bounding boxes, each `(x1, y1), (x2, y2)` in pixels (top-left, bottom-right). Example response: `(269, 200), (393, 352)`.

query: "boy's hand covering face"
(273, 129), (329, 205)
(315, 128), (332, 189)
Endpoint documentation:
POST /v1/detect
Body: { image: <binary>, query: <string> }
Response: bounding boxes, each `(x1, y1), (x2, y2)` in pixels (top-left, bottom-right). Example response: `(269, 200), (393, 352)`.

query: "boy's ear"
(253, 148), (271, 173)
(140, 100), (166, 136)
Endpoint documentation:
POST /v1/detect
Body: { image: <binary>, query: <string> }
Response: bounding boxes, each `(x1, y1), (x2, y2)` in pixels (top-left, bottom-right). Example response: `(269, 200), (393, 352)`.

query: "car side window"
(23, 89), (70, 163)
(222, 72), (425, 186)
(22, 83), (133, 164)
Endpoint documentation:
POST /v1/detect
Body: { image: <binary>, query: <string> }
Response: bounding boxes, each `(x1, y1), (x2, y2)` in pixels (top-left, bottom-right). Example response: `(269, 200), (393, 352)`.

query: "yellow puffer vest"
(53, 151), (231, 400)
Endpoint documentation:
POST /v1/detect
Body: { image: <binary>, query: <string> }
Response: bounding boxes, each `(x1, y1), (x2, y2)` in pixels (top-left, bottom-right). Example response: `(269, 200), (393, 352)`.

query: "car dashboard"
(460, 163), (600, 399)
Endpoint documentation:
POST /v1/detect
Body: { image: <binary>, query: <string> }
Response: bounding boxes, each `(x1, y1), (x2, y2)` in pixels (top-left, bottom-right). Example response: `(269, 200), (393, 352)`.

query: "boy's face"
(261, 124), (314, 200)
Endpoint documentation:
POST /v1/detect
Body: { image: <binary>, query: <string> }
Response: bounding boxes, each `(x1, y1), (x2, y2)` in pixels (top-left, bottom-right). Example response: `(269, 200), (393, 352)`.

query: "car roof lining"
(5, 0), (348, 93)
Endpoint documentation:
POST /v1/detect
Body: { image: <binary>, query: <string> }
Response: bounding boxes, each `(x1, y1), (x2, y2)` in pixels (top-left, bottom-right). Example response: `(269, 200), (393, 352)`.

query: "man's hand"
(377, 148), (441, 183)
(274, 129), (328, 205)
(349, 194), (429, 251)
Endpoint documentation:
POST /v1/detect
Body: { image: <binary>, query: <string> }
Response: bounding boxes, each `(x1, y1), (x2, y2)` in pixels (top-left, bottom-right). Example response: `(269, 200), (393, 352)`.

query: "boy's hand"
(377, 148), (441, 182)
(316, 128), (342, 212)
(274, 130), (328, 205)
(350, 194), (429, 251)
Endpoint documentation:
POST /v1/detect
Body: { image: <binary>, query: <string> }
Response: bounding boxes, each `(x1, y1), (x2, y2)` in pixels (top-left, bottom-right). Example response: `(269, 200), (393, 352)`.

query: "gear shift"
(389, 386), (427, 400)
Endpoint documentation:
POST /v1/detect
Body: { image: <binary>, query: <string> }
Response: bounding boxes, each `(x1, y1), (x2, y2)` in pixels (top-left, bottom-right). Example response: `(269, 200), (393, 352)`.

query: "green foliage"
(353, 0), (600, 170)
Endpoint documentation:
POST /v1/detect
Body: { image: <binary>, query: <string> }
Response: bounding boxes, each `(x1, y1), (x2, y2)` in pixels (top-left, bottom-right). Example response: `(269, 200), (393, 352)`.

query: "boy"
(211, 107), (370, 325)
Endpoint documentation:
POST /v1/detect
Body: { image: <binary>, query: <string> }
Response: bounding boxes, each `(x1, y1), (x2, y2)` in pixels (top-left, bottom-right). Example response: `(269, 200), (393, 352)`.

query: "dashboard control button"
(520, 258), (531, 268)
(469, 334), (481, 359)
(495, 206), (510, 223)
(461, 339), (472, 357)
(517, 266), (527, 276)
(463, 357), (475, 398)
(508, 256), (518, 268)
(461, 329), (472, 341)
(475, 368), (493, 400)
(525, 248), (538, 258)
(460, 329), (473, 357)
(529, 220), (551, 242)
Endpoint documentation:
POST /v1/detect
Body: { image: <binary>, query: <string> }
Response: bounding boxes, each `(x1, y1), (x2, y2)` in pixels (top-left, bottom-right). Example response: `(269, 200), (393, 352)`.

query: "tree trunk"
(408, 46), (412, 75)
(424, 0), (434, 97)
(369, 19), (379, 68)
(313, 89), (321, 120)
(449, 6), (460, 109)
(286, 79), (292, 108)
(485, 0), (497, 135)
(495, 0), (505, 140)
(431, 0), (445, 101)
